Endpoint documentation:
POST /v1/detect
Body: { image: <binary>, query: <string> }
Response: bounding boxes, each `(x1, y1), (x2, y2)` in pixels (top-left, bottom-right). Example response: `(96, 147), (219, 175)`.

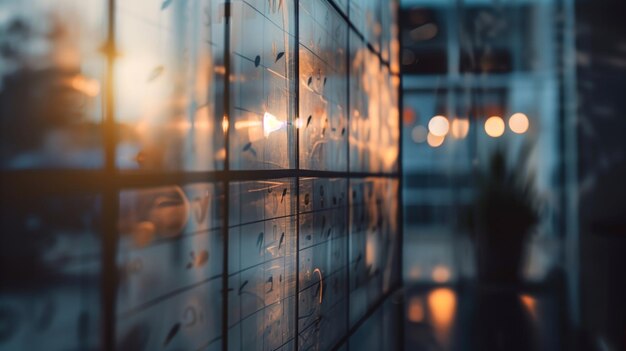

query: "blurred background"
(1, 0), (626, 350)
(400, 0), (626, 350)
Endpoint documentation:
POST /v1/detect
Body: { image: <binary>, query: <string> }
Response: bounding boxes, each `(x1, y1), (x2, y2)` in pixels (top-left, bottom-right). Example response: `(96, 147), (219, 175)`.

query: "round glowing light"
(509, 112), (530, 134)
(427, 132), (445, 147)
(411, 125), (428, 143)
(450, 118), (470, 139)
(432, 265), (451, 283)
(428, 115), (449, 137)
(484, 116), (505, 138)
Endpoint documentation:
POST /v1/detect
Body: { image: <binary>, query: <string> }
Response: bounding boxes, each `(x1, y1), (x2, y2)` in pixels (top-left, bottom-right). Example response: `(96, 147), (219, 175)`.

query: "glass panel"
(115, 0), (225, 171)
(116, 183), (223, 350)
(0, 194), (101, 350)
(349, 178), (399, 326)
(227, 179), (297, 350)
(229, 0), (296, 170)
(299, 0), (348, 171)
(0, 0), (105, 169)
(297, 178), (349, 350)
(349, 298), (401, 351)
(349, 33), (399, 173)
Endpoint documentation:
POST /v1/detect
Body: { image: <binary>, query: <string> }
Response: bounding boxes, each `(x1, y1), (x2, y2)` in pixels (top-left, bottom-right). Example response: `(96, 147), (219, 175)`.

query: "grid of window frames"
(0, 0), (401, 350)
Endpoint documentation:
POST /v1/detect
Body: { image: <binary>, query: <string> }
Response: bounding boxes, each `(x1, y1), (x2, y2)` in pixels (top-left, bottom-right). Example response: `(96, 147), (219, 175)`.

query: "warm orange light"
(294, 118), (303, 129)
(427, 132), (445, 147)
(71, 75), (100, 97)
(428, 288), (456, 344)
(432, 265), (451, 283)
(222, 116), (229, 133)
(313, 268), (323, 304)
(409, 265), (421, 279)
(407, 297), (425, 323)
(428, 115), (449, 137)
(509, 113), (529, 134)
(484, 116), (505, 137)
(403, 107), (416, 125)
(263, 112), (285, 137)
(411, 125), (427, 143)
(214, 65), (226, 75)
(194, 106), (211, 130)
(450, 118), (469, 139)
(520, 294), (537, 319)
(234, 120), (262, 130)
(175, 119), (192, 133)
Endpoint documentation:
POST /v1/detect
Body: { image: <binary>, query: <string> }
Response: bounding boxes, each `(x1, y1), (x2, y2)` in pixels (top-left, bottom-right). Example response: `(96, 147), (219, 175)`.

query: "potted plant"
(469, 145), (540, 285)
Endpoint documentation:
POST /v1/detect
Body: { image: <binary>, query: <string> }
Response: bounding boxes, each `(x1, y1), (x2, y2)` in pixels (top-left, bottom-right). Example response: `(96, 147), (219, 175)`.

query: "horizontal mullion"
(1, 169), (399, 196)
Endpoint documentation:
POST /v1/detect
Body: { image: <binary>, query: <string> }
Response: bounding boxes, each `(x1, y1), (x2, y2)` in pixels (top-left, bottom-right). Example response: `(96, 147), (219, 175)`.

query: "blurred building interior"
(1, 0), (625, 350)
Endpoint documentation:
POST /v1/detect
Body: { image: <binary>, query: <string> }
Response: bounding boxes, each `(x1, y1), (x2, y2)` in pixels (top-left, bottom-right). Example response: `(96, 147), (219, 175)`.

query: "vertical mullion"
(221, 1), (232, 351)
(102, 0), (118, 350)
(344, 9), (351, 351)
(396, 2), (405, 349)
(294, 1), (301, 350)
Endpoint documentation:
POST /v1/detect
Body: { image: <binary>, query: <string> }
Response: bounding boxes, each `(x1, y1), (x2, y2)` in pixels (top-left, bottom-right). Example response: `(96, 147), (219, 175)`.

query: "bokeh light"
(407, 297), (425, 323)
(432, 265), (451, 283)
(427, 132), (445, 147)
(428, 115), (449, 137)
(484, 116), (505, 137)
(450, 118), (470, 139)
(411, 125), (428, 143)
(509, 112), (530, 134)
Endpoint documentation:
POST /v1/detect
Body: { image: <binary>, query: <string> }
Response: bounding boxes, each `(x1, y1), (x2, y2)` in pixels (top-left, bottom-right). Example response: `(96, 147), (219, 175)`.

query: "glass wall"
(0, 0), (402, 350)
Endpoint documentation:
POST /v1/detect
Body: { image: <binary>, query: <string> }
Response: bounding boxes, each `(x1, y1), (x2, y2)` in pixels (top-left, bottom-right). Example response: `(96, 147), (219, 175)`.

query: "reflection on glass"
(116, 183), (223, 350)
(229, 0), (296, 170)
(0, 194), (101, 349)
(115, 0), (225, 170)
(427, 288), (456, 345)
(349, 178), (400, 325)
(349, 34), (399, 173)
(298, 178), (348, 350)
(299, 0), (348, 171)
(228, 179), (297, 349)
(0, 0), (105, 169)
